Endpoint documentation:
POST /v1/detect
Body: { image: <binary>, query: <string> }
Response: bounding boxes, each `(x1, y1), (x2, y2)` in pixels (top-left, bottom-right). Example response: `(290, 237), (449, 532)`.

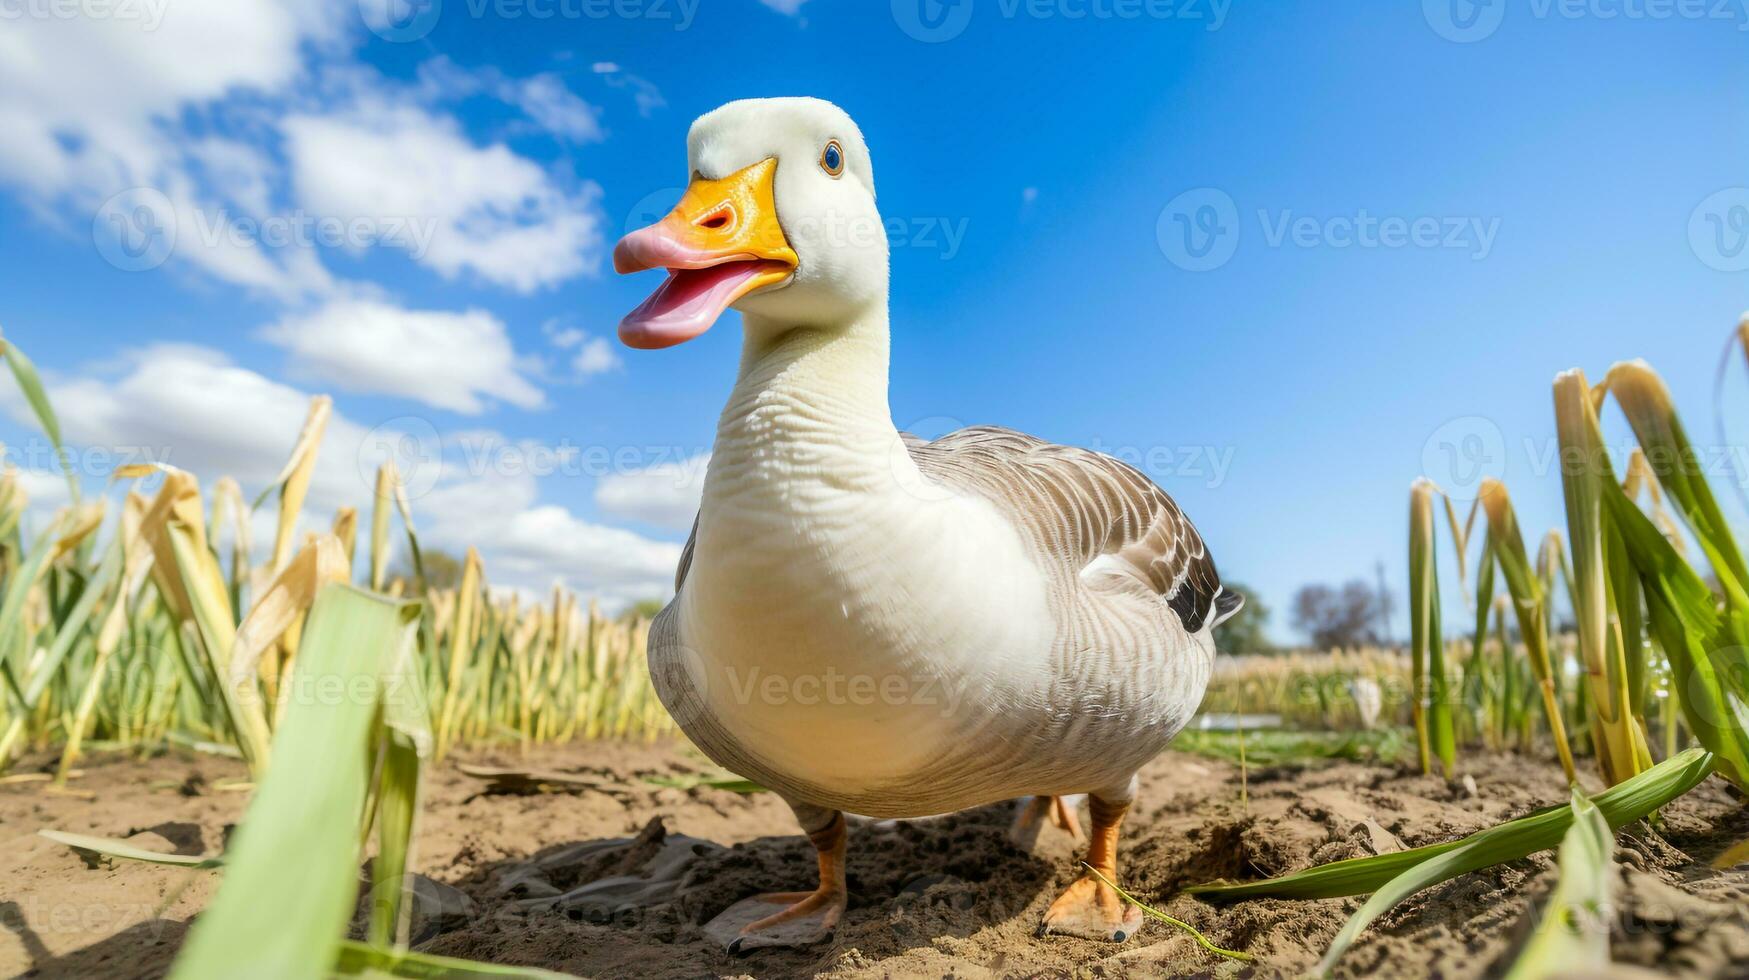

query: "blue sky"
(0, 0), (1744, 636)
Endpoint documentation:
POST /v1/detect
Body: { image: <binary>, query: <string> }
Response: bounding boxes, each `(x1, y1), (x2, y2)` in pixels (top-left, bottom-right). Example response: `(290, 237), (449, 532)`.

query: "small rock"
(1357, 818), (1403, 855)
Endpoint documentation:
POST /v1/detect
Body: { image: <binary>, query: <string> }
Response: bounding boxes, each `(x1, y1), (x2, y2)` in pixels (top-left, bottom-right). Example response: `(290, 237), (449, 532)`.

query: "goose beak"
(614, 158), (798, 350)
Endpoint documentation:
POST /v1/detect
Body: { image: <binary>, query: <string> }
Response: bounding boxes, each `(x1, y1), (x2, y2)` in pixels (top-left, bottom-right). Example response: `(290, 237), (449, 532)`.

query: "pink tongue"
(619, 261), (768, 349)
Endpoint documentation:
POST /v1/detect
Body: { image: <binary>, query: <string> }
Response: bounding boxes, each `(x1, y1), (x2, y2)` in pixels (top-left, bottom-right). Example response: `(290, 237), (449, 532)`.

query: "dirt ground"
(3, 739), (1747, 979)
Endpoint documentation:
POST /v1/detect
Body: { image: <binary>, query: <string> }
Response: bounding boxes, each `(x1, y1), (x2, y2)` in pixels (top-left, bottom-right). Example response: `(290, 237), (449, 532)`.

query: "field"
(9, 738), (1745, 979)
(2, 321), (1749, 979)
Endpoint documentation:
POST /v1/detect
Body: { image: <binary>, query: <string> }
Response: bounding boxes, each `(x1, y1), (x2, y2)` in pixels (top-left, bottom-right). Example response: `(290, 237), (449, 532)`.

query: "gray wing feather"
(905, 425), (1225, 634)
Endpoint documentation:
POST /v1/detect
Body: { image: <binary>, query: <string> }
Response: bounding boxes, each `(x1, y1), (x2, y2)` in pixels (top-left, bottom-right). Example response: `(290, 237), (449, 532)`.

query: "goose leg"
(1039, 779), (1144, 943)
(708, 805), (848, 953)
(1009, 795), (1085, 848)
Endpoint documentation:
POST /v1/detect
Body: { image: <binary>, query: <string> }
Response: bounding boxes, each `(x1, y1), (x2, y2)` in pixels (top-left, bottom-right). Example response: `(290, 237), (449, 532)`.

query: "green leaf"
(331, 941), (578, 979)
(1304, 752), (1698, 976)
(1504, 790), (1614, 980)
(1081, 864), (1252, 962)
(0, 333), (80, 504)
(1187, 747), (1712, 901)
(170, 585), (421, 980)
(38, 829), (223, 868)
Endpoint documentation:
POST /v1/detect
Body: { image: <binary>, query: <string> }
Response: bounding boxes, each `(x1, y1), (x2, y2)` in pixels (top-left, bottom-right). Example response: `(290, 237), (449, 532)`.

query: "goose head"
(614, 97), (887, 349)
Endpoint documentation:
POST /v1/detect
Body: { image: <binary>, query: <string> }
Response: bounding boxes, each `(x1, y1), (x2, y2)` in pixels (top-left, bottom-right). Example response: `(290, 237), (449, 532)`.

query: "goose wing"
(670, 425), (1236, 634)
(905, 425), (1234, 634)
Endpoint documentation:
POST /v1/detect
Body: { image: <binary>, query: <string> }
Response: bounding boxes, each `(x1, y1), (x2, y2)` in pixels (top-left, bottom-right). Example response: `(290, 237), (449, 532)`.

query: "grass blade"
(38, 830), (223, 869)
(1503, 790), (1614, 980)
(0, 332), (80, 503)
(1187, 746), (1711, 901)
(1081, 864), (1253, 962)
(1410, 479), (1456, 775)
(1553, 369), (1645, 785)
(331, 941), (577, 979)
(1306, 753), (1695, 975)
(169, 585), (421, 980)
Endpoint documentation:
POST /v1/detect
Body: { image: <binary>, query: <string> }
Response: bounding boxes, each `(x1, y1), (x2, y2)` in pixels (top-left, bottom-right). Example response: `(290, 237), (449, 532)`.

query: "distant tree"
(625, 598), (667, 620)
(391, 547), (464, 591)
(1291, 579), (1393, 650)
(1213, 581), (1272, 654)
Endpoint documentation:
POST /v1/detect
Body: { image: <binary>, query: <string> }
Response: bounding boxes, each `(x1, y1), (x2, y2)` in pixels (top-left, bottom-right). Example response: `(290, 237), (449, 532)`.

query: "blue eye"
(820, 140), (844, 177)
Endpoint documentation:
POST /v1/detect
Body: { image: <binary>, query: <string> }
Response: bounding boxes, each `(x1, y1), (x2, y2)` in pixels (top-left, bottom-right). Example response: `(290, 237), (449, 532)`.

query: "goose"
(613, 97), (1239, 950)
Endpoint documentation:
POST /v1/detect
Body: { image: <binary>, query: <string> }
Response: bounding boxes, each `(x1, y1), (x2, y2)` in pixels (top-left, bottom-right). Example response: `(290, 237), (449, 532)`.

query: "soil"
(3, 741), (1747, 979)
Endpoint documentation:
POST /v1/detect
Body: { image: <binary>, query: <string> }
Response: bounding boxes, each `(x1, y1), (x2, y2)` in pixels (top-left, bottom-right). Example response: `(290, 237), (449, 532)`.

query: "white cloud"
(543, 320), (622, 380)
(571, 336), (622, 377)
(13, 469), (73, 511)
(594, 453), (709, 531)
(261, 300), (545, 414)
(510, 74), (605, 143)
(419, 470), (681, 602)
(0, 345), (680, 601)
(0, 0), (349, 300)
(14, 343), (377, 505)
(282, 103), (604, 293)
(0, 3), (608, 299)
(592, 63), (666, 118)
(758, 0), (810, 14)
(417, 58), (605, 143)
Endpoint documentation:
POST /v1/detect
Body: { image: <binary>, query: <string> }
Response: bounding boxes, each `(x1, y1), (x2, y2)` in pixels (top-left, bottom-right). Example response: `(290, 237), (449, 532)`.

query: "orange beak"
(614, 158), (798, 349)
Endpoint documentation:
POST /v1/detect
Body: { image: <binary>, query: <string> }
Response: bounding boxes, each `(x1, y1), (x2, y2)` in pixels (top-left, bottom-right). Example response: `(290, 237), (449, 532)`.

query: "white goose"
(614, 97), (1238, 950)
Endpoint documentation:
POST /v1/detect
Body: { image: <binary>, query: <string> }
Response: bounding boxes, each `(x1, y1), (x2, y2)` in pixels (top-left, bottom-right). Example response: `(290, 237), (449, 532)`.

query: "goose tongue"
(618, 260), (784, 350)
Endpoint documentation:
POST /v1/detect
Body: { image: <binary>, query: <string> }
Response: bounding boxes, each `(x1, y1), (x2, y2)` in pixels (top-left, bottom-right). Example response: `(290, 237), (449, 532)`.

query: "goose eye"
(820, 140), (844, 177)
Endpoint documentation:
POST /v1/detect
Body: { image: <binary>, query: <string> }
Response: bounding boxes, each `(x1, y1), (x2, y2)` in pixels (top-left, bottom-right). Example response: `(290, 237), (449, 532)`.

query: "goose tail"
(1210, 587), (1244, 628)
